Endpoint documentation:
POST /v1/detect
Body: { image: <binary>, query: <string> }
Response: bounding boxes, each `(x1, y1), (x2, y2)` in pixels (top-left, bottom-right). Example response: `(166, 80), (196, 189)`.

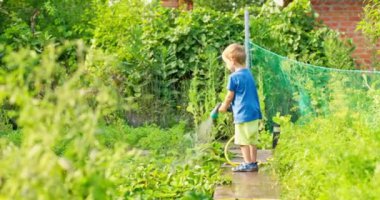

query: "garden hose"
(224, 135), (240, 166)
(210, 103), (239, 166)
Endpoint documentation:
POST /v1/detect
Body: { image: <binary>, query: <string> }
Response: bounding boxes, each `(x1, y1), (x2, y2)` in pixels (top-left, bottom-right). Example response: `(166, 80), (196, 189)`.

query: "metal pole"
(244, 9), (250, 68)
(272, 123), (281, 148)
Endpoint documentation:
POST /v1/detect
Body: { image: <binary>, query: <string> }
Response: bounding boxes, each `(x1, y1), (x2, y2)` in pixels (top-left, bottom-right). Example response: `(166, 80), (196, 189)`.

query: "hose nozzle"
(210, 103), (222, 120)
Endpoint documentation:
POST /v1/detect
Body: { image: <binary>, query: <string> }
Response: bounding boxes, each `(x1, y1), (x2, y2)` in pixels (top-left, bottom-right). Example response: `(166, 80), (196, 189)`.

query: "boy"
(219, 43), (262, 172)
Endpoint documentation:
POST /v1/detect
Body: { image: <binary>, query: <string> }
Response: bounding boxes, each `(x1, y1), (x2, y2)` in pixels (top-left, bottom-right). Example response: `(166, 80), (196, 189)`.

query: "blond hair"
(222, 43), (246, 65)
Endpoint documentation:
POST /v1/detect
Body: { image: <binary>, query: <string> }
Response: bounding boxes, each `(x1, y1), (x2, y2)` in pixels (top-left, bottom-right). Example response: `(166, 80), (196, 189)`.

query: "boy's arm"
(219, 90), (234, 112)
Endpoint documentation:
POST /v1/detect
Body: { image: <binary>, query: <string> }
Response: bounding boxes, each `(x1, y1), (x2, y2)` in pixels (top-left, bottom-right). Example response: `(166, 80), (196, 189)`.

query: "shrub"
(0, 0), (97, 49)
(97, 121), (192, 153)
(93, 2), (244, 126)
(274, 112), (380, 199)
(358, 0), (380, 42)
(250, 0), (355, 69)
(0, 42), (227, 199)
(0, 42), (120, 199)
(272, 76), (380, 199)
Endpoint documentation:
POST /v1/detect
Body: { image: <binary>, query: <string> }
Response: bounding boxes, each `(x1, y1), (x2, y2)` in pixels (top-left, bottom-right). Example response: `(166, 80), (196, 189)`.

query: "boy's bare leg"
(249, 145), (257, 163)
(240, 145), (252, 163)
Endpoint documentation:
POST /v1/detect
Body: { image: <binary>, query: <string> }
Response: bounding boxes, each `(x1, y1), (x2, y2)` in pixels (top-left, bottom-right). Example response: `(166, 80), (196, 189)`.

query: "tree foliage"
(0, 0), (98, 49)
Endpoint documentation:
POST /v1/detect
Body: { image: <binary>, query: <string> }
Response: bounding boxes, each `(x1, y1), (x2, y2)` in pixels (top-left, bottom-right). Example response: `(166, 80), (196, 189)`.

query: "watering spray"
(195, 103), (222, 144)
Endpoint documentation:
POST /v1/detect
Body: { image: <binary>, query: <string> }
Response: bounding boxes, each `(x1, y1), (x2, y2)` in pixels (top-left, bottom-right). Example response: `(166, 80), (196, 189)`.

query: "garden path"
(213, 148), (280, 200)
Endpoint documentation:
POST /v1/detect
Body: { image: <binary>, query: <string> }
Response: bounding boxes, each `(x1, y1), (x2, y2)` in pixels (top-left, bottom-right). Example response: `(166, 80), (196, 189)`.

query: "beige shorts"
(235, 119), (260, 145)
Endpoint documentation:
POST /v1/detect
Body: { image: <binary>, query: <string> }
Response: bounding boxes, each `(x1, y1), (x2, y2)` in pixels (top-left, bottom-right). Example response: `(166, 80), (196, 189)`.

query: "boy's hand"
(219, 91), (234, 113)
(219, 103), (229, 112)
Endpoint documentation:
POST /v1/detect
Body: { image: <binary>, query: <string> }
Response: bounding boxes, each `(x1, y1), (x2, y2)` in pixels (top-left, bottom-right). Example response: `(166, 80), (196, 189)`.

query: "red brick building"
(161, 0), (193, 10)
(311, 0), (379, 68)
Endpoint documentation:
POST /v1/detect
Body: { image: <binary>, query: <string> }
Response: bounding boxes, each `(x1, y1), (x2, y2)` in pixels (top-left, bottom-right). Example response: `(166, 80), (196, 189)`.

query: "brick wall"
(311, 0), (379, 68)
(161, 0), (193, 10)
(161, 0), (179, 8)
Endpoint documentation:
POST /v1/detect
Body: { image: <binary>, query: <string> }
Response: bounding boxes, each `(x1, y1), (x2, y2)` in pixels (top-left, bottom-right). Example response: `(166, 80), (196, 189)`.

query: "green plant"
(257, 130), (272, 149)
(358, 0), (380, 69)
(0, 41), (228, 199)
(0, 0), (97, 49)
(0, 42), (120, 199)
(273, 112), (380, 199)
(114, 146), (227, 199)
(358, 0), (380, 42)
(97, 121), (193, 153)
(187, 49), (222, 125)
(250, 0), (355, 69)
(93, 3), (245, 126)
(0, 130), (22, 146)
(271, 72), (380, 199)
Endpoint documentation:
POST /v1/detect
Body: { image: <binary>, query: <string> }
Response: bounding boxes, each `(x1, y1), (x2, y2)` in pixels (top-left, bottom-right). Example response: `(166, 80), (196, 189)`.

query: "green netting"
(249, 42), (380, 124)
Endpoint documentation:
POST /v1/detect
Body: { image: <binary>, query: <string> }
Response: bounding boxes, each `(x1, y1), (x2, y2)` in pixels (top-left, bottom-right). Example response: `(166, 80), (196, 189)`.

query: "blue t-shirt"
(227, 68), (262, 124)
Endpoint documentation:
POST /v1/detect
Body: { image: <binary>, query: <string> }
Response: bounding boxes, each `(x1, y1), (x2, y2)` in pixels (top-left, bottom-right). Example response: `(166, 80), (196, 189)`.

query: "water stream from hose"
(195, 118), (214, 144)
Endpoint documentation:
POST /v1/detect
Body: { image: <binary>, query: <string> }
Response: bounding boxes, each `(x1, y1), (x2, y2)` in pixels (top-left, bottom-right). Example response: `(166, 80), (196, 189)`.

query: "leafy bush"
(250, 0), (355, 69)
(257, 130), (272, 149)
(0, 42), (226, 199)
(0, 42), (122, 199)
(0, 130), (22, 146)
(358, 0), (380, 42)
(95, 121), (228, 199)
(93, 2), (245, 126)
(116, 145), (227, 199)
(97, 121), (193, 153)
(358, 0), (380, 69)
(0, 0), (97, 49)
(274, 113), (380, 199)
(272, 77), (380, 199)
